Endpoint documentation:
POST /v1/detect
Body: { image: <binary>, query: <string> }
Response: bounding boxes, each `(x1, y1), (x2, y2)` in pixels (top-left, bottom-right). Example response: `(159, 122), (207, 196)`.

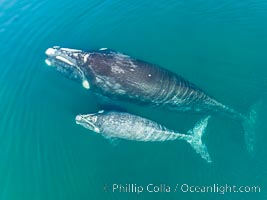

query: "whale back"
(84, 51), (216, 111)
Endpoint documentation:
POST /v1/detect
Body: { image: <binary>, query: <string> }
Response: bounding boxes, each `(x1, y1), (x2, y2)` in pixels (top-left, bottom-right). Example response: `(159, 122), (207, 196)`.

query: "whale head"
(75, 111), (105, 133)
(45, 46), (90, 89)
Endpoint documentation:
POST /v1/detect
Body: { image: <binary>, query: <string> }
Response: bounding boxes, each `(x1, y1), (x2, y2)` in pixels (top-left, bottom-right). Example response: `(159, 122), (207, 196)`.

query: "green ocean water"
(0, 0), (267, 199)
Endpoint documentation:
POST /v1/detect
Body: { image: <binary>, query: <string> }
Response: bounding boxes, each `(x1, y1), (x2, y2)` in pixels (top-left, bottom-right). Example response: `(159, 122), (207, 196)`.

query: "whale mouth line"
(55, 55), (75, 66)
(45, 46), (85, 78)
(45, 47), (77, 66)
(76, 114), (96, 123)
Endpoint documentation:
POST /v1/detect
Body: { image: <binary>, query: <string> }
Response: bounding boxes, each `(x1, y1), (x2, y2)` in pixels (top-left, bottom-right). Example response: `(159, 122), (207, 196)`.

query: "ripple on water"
(0, 0), (267, 199)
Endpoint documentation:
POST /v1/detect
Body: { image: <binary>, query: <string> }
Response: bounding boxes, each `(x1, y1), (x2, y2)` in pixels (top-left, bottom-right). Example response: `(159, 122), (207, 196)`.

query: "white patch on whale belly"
(82, 80), (90, 89)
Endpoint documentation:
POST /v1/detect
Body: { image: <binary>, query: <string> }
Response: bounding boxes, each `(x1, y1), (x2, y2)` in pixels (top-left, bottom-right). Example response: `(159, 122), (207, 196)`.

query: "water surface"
(0, 0), (266, 199)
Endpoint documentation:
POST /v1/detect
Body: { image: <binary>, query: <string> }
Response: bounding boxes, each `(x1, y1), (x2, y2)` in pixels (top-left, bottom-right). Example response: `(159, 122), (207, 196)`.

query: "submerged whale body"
(45, 46), (257, 153)
(76, 110), (212, 162)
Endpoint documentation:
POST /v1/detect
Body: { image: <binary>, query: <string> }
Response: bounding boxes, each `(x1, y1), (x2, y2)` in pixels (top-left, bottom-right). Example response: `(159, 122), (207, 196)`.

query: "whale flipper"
(185, 116), (212, 163)
(103, 134), (121, 146)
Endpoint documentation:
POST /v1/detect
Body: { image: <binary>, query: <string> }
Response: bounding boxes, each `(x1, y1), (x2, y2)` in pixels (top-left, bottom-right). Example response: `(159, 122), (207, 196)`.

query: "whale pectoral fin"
(109, 138), (121, 146)
(103, 135), (121, 146)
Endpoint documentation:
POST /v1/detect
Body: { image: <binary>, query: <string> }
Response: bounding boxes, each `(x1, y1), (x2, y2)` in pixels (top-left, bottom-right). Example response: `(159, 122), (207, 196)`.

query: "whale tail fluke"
(186, 116), (212, 163)
(242, 101), (261, 156)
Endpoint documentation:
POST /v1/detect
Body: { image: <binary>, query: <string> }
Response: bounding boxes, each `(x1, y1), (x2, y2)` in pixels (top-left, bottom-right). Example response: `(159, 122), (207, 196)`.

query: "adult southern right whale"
(45, 46), (257, 153)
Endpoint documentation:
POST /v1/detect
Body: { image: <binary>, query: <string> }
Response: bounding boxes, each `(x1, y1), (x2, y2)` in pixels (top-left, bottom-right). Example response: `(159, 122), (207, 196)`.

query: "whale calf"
(75, 110), (212, 162)
(45, 46), (257, 153)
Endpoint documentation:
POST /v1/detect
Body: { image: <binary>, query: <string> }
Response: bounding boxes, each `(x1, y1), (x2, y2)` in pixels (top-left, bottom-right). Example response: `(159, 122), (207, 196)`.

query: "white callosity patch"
(82, 80), (90, 89)
(56, 56), (75, 66)
(83, 54), (90, 63)
(45, 48), (56, 56)
(45, 59), (52, 66)
(60, 48), (81, 52)
(45, 47), (89, 88)
(76, 114), (100, 133)
(99, 47), (108, 51)
(75, 115), (82, 121)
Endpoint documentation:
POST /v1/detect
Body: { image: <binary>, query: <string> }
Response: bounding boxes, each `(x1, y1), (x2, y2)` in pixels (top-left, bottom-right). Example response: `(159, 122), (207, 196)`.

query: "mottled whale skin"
(75, 110), (212, 162)
(45, 47), (257, 153)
